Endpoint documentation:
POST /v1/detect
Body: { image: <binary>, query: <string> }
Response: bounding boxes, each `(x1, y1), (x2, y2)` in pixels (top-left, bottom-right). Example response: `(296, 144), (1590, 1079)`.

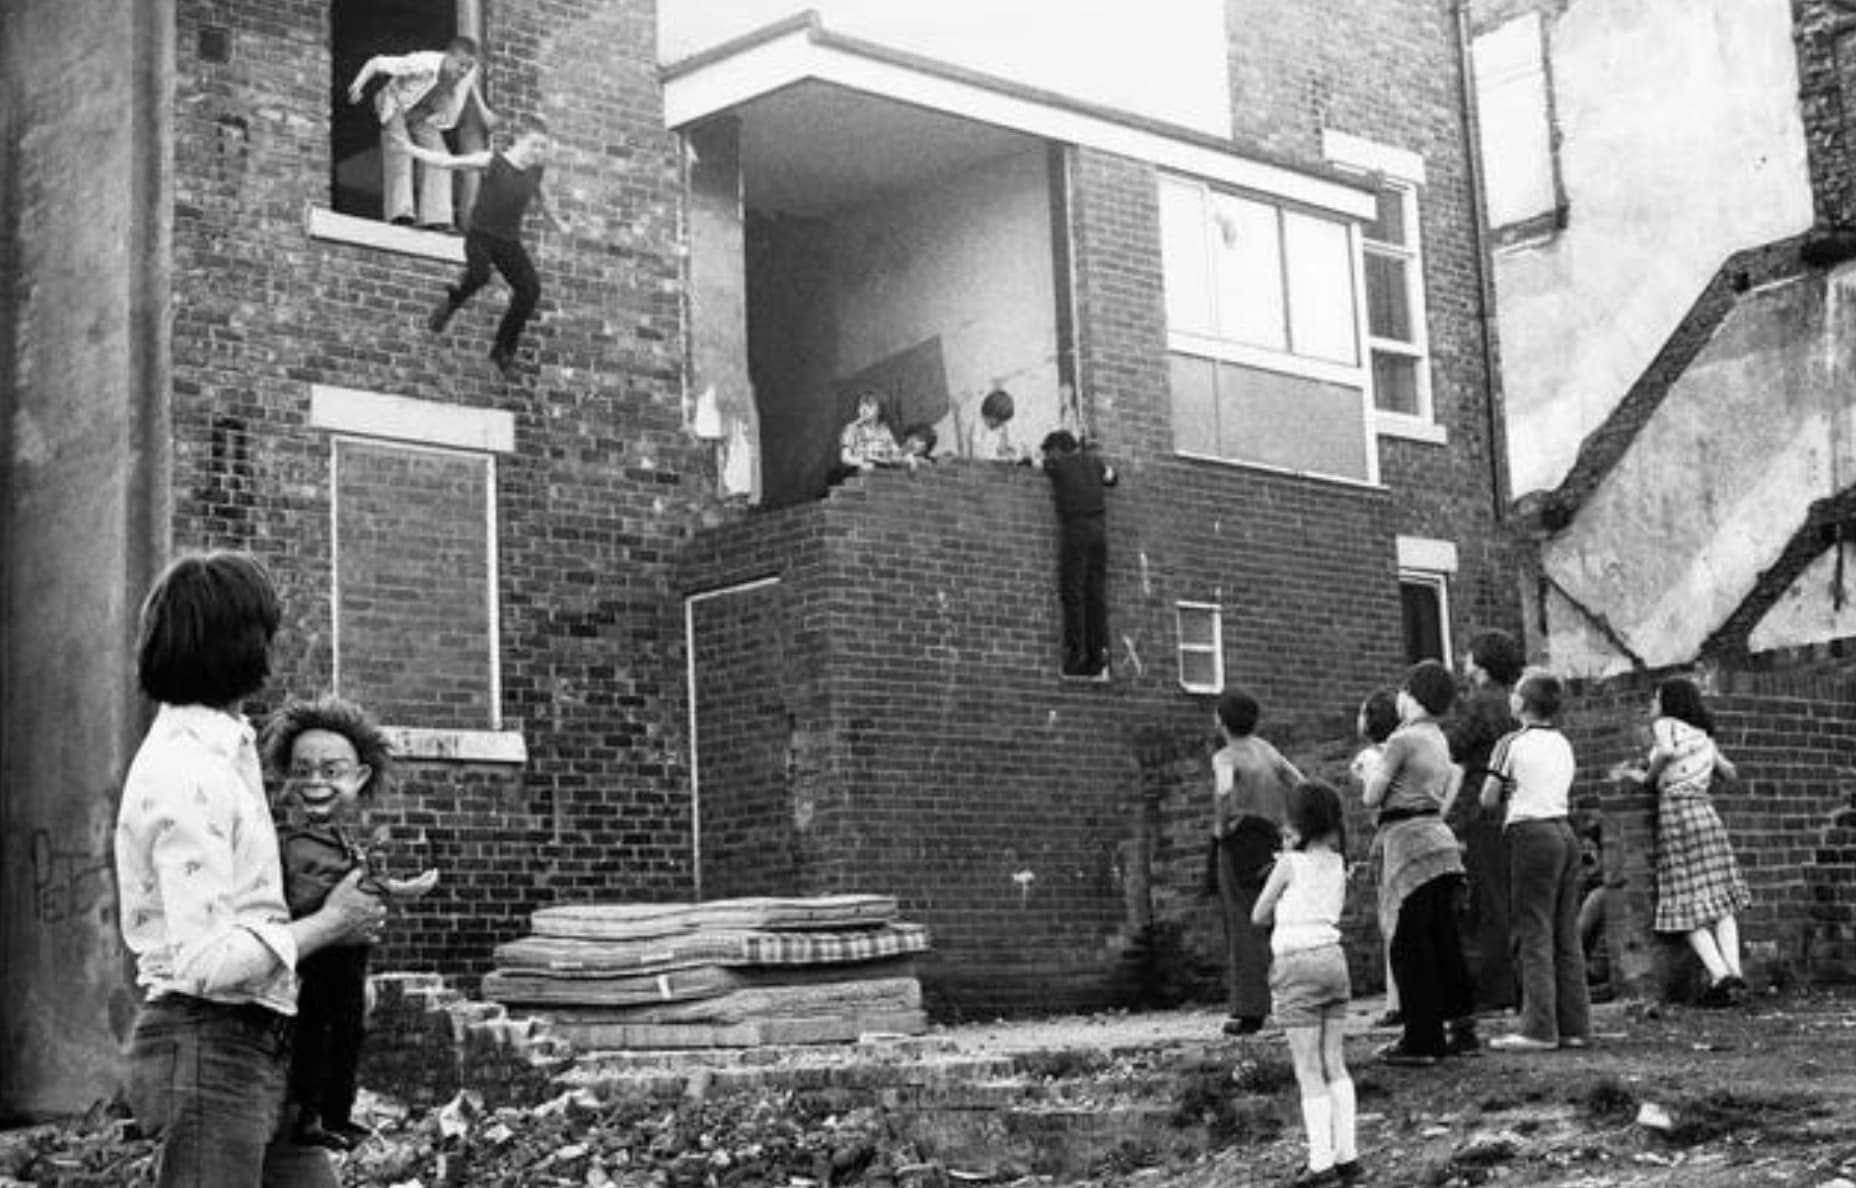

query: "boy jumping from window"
(395, 120), (564, 378)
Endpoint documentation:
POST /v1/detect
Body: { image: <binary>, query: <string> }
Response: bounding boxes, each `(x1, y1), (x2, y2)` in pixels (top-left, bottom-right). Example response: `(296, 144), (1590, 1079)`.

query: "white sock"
(1301, 1095), (1335, 1171)
(1329, 1076), (1358, 1163)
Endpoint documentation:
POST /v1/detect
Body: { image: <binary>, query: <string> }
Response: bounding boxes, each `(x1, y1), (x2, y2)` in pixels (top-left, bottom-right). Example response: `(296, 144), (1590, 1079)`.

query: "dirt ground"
(4, 986), (1855, 1187)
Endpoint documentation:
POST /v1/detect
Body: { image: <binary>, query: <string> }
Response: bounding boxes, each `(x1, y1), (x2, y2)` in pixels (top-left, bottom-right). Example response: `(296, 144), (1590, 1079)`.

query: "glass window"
(1399, 573), (1451, 666)
(1176, 603), (1223, 694)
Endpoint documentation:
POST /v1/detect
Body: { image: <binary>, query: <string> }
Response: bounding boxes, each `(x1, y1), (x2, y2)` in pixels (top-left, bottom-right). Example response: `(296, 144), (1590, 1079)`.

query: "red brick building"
(1, 0), (1516, 1118)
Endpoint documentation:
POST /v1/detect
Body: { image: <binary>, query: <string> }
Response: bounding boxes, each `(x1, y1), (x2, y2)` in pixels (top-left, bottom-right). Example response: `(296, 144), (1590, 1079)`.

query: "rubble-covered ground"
(5, 986), (1856, 1187)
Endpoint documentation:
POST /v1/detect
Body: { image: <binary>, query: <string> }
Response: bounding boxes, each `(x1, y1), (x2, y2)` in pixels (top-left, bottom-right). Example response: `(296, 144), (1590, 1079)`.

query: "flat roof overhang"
(662, 12), (1377, 220)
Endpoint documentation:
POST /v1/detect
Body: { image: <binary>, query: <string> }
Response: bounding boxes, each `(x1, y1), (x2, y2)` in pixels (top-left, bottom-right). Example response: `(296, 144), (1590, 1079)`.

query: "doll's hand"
(377, 869), (440, 901)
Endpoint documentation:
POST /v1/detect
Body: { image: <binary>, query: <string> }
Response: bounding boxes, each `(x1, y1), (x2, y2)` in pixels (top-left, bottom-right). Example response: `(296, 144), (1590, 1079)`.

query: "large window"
(1159, 175), (1373, 483)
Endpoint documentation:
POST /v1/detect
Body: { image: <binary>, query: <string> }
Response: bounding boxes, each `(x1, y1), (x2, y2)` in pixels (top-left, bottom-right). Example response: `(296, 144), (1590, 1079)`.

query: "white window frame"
(1396, 535), (1458, 668)
(1322, 131), (1442, 444)
(1175, 601), (1225, 694)
(1159, 173), (1379, 487)
(311, 384), (526, 764)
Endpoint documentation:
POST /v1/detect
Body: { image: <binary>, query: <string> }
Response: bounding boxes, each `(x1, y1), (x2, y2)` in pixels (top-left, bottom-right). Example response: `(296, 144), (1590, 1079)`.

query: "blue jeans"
(1506, 819), (1591, 1044)
(127, 996), (338, 1188)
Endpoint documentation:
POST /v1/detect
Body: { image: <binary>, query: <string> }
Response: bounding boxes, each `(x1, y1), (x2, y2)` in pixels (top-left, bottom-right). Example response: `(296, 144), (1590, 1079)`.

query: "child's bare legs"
(1714, 915), (1743, 979)
(1286, 1026), (1335, 1173)
(1685, 923), (1732, 982)
(1286, 1017), (1356, 1173)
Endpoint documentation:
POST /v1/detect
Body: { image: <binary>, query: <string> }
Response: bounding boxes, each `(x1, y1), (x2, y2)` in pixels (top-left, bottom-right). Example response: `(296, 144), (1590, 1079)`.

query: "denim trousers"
(1390, 873), (1474, 1058)
(1506, 818), (1591, 1043)
(127, 995), (337, 1188)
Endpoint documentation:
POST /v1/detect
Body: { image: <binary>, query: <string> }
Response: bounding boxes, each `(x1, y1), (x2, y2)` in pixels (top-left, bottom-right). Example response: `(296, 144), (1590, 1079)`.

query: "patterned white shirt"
(115, 703), (300, 1015)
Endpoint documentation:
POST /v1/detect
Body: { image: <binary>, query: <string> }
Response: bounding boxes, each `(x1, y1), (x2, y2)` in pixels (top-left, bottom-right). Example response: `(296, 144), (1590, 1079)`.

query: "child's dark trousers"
(290, 943), (371, 1128)
(448, 230), (541, 357)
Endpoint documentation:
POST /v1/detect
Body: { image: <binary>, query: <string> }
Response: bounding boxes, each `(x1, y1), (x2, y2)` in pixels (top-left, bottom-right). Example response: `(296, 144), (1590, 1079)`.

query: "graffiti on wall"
(29, 829), (113, 925)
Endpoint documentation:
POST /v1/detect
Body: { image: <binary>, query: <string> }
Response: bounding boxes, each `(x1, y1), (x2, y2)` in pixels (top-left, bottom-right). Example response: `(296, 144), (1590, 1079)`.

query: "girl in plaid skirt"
(1615, 677), (1749, 1006)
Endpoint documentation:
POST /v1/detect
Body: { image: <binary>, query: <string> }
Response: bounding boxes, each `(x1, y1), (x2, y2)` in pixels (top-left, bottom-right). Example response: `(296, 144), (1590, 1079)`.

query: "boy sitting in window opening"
(1037, 429), (1118, 677)
(347, 36), (498, 232)
(399, 120), (564, 378)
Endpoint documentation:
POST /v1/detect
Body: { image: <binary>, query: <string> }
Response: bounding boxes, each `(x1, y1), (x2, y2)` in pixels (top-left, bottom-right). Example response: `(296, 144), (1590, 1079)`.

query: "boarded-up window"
(334, 438), (500, 729)
(1160, 174), (1372, 482)
(1473, 12), (1558, 230)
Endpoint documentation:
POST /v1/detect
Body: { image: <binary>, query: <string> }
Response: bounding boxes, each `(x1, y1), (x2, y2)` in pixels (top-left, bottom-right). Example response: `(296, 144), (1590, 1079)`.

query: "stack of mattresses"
(482, 894), (931, 1049)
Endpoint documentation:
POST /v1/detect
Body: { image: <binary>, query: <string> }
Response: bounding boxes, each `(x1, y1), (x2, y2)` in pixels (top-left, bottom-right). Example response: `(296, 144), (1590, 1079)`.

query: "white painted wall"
(659, 0), (1232, 139)
(1489, 0), (1812, 496)
(1750, 546), (1856, 654)
(826, 148), (1059, 455)
(1541, 270), (1856, 675)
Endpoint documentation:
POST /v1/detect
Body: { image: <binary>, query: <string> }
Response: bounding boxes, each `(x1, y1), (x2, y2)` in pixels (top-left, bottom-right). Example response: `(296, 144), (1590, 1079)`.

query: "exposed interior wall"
(1540, 269), (1856, 674)
(657, 0), (1233, 139)
(749, 148), (1058, 506)
(1750, 544), (1856, 653)
(1488, 0), (1813, 496)
(0, 0), (172, 1122)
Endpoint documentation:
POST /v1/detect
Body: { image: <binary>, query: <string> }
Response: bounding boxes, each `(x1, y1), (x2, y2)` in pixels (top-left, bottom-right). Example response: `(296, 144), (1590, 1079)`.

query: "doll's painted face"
(285, 729), (370, 824)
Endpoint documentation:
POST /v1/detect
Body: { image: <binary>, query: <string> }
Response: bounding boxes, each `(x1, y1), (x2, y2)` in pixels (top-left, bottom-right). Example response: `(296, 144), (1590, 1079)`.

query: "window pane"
(1214, 361), (1369, 480)
(1169, 352), (1219, 455)
(1367, 186), (1407, 246)
(1373, 352), (1421, 415)
(337, 440), (494, 728)
(1160, 178), (1214, 335)
(1400, 580), (1446, 664)
(1211, 194), (1287, 351)
(1365, 252), (1412, 343)
(1180, 649), (1219, 690)
(1282, 210), (1357, 365)
(1177, 607), (1217, 647)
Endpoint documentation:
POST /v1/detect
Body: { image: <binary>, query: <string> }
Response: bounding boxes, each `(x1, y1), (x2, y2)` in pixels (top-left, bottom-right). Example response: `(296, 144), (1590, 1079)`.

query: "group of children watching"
(1214, 642), (1751, 1185)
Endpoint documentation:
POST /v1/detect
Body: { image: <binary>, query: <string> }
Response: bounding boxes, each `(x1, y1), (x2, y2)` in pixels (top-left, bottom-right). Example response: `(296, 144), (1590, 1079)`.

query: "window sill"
(384, 726), (528, 764)
(1373, 414), (1448, 445)
(1173, 449), (1387, 492)
(306, 207), (465, 264)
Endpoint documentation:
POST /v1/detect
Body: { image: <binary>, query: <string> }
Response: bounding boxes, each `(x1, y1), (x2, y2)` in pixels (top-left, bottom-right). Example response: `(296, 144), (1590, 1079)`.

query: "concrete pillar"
(0, 0), (173, 1121)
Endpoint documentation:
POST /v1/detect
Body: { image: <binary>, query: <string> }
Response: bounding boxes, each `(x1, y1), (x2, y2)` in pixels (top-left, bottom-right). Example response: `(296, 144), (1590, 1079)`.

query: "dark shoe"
(390, 215), (416, 227)
(1720, 974), (1749, 998)
(1375, 1041), (1439, 1067)
(1699, 978), (1735, 1008)
(1371, 1009), (1404, 1028)
(427, 296), (454, 334)
(1334, 1160), (1363, 1183)
(1286, 1167), (1340, 1187)
(1446, 1021), (1483, 1057)
(293, 1114), (353, 1152)
(418, 222), (456, 233)
(1222, 1015), (1265, 1036)
(489, 345), (515, 378)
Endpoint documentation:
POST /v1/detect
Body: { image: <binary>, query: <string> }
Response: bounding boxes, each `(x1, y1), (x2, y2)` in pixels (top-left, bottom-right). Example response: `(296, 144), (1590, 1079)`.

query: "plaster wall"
(826, 147), (1059, 457)
(1541, 269), (1856, 675)
(0, 0), (172, 1121)
(658, 0), (1232, 139)
(1749, 544), (1856, 653)
(1490, 0), (1812, 496)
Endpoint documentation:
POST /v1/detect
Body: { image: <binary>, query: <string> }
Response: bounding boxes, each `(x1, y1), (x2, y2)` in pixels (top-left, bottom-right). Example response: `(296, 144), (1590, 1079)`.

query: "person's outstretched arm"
(387, 130), (491, 172)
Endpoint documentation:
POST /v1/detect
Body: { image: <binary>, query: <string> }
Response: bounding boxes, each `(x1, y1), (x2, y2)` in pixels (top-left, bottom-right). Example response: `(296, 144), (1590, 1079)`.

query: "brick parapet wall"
(168, 0), (710, 988)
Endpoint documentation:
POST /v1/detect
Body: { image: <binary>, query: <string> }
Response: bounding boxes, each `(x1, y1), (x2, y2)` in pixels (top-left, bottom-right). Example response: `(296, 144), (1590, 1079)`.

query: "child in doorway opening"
(970, 388), (1025, 462)
(1612, 676), (1751, 1007)
(260, 695), (439, 1150)
(1253, 779), (1361, 1186)
(399, 120), (565, 378)
(1479, 668), (1591, 1051)
(1350, 687), (1403, 1028)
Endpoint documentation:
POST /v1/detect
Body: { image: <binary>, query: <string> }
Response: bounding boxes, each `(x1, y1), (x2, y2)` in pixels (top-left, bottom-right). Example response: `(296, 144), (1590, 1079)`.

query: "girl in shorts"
(1254, 779), (1360, 1185)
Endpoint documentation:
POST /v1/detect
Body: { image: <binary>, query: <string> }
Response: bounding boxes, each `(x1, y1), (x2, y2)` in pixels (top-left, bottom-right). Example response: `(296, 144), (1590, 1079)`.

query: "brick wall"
(1557, 663), (1856, 996)
(168, 0), (710, 987)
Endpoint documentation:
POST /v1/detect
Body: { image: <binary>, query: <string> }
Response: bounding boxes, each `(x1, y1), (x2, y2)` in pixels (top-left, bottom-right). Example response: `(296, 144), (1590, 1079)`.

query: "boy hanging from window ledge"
(394, 119), (566, 378)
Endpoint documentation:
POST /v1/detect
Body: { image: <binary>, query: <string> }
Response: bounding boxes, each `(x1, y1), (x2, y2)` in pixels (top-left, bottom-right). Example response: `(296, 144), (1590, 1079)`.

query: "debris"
(1636, 1102), (1676, 1131)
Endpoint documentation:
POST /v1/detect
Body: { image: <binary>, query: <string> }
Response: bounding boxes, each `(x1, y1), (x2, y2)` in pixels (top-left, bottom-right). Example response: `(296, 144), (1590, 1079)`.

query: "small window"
(1176, 602), (1224, 693)
(1362, 181), (1431, 419)
(1399, 573), (1451, 667)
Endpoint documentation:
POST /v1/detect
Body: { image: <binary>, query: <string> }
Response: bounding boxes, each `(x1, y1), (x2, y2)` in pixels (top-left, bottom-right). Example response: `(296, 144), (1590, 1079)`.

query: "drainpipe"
(1453, 0), (1510, 522)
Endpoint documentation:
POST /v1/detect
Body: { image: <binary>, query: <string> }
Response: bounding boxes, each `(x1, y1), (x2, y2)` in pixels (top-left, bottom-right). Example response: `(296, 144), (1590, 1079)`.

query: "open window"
(330, 0), (487, 223)
(1396, 536), (1458, 667)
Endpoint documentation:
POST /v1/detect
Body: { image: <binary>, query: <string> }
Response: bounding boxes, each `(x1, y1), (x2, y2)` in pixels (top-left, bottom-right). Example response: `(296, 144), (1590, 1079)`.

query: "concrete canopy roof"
(662, 12), (1376, 221)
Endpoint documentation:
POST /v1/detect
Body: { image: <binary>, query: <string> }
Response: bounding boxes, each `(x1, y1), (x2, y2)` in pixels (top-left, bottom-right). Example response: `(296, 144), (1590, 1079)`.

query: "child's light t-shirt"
(1487, 725), (1575, 824)
(1377, 720), (1455, 815)
(1270, 848), (1346, 955)
(1349, 743), (1384, 788)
